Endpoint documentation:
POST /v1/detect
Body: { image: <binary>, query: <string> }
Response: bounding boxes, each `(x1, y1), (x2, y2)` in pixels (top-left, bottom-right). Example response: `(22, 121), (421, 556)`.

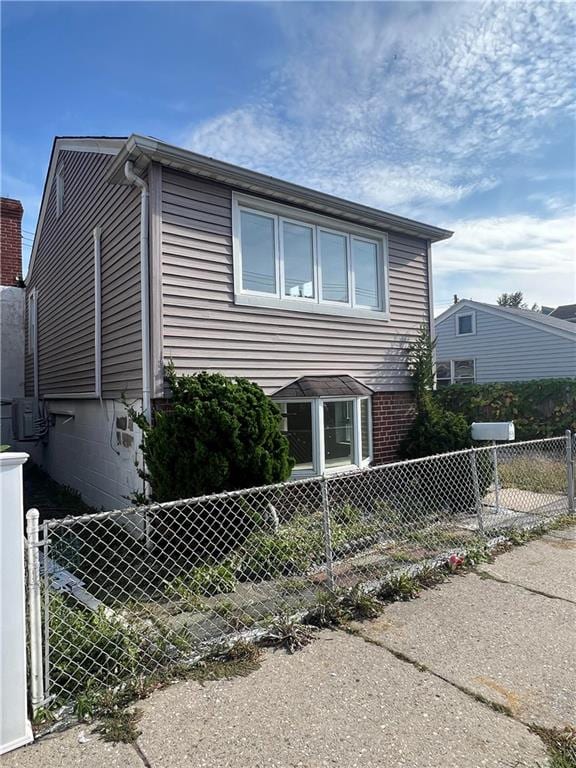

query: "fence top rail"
(42, 433), (570, 530)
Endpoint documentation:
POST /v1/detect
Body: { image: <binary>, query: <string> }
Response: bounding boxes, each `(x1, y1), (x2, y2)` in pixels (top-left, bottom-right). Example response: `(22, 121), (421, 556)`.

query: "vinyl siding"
(435, 307), (576, 383)
(25, 150), (142, 398)
(160, 169), (430, 394)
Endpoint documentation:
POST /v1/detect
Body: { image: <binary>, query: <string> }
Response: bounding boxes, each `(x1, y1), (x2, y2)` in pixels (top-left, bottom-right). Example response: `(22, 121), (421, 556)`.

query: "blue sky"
(2, 1), (575, 313)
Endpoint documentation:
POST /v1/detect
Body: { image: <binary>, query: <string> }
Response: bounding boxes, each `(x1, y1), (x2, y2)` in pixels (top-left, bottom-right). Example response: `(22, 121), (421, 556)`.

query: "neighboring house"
(0, 197), (25, 445)
(434, 299), (576, 387)
(550, 304), (576, 324)
(22, 135), (452, 508)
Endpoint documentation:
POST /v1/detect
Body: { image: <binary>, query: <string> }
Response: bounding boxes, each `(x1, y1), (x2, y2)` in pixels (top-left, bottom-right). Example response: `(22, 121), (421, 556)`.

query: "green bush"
(133, 366), (293, 502)
(435, 379), (576, 440)
(166, 564), (236, 604)
(400, 397), (471, 459)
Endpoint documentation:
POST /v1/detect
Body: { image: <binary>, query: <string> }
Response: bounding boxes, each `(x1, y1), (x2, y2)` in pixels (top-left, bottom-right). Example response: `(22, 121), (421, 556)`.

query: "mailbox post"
(471, 422), (516, 517)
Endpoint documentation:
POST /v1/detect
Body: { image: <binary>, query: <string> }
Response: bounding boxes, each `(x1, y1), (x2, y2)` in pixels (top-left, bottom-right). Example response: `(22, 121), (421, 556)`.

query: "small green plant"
(531, 725), (576, 768)
(341, 585), (383, 619)
(164, 576), (209, 612)
(93, 708), (143, 744)
(378, 572), (420, 602)
(304, 590), (348, 628)
(180, 563), (236, 597)
(187, 642), (263, 683)
(462, 539), (491, 567)
(264, 614), (317, 653)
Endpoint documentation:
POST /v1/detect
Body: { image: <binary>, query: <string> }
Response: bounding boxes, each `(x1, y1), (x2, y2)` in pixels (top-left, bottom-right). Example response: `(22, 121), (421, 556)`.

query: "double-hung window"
(436, 359), (476, 386)
(277, 396), (372, 477)
(233, 193), (389, 319)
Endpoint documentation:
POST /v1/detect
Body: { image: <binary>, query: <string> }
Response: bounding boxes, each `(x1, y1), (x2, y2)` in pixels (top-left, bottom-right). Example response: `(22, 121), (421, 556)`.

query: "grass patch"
(93, 708), (143, 744)
(187, 641), (263, 684)
(498, 456), (567, 494)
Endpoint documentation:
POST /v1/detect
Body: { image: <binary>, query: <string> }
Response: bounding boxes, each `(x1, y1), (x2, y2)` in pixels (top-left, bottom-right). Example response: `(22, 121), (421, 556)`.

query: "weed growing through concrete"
(263, 614), (317, 653)
(531, 725), (576, 768)
(93, 708), (143, 744)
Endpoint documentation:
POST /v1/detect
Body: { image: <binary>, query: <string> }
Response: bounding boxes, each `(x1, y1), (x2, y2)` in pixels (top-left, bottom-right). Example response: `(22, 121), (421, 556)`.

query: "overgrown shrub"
(132, 365), (293, 502)
(435, 378), (576, 440)
(399, 326), (471, 460)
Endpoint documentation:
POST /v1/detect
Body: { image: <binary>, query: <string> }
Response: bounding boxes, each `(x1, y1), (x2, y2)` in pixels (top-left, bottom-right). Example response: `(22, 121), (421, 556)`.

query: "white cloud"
(433, 212), (576, 312)
(181, 1), (575, 215)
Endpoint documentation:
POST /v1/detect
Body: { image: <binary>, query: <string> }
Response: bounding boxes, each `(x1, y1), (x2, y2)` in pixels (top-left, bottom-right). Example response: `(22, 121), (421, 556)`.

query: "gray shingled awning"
(271, 375), (373, 400)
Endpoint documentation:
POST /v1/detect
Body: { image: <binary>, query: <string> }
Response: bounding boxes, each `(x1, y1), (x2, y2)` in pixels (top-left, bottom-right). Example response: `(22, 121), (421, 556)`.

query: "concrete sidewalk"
(3, 528), (575, 768)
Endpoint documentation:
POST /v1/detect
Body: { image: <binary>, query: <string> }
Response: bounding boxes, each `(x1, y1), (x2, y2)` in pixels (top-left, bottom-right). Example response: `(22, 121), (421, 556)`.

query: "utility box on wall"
(11, 399), (42, 441)
(471, 421), (515, 442)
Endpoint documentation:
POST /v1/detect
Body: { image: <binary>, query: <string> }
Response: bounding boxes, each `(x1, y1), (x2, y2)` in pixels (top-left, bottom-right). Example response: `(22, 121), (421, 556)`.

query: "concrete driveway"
(4, 527), (575, 768)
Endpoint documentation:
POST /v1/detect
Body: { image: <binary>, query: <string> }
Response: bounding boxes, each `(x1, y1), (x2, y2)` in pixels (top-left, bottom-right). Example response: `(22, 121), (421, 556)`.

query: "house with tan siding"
(23, 135), (452, 508)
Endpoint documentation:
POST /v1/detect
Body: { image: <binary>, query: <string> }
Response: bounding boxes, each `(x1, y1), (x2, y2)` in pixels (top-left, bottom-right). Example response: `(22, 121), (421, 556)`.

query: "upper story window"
(456, 311), (475, 335)
(55, 168), (64, 218)
(232, 193), (389, 320)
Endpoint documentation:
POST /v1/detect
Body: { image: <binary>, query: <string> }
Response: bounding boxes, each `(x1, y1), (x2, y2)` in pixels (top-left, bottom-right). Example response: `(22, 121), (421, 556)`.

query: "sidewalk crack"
(133, 741), (153, 768)
(476, 570), (576, 605)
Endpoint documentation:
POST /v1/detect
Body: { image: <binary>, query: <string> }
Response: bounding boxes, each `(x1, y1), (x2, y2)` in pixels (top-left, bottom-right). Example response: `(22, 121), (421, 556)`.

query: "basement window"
(273, 375), (373, 477)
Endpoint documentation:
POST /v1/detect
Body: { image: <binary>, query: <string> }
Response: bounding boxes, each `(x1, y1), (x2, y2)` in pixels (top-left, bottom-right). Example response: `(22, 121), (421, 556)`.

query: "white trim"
(27, 288), (38, 398)
(436, 299), (576, 342)
(232, 192), (390, 320)
(93, 227), (102, 397)
(455, 310), (476, 336)
(55, 168), (64, 218)
(426, 240), (435, 339)
(25, 137), (125, 282)
(278, 394), (373, 477)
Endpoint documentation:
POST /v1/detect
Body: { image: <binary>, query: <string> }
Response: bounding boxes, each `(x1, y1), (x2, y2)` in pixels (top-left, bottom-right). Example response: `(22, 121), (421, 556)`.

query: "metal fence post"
(469, 449), (484, 536)
(320, 475), (335, 591)
(492, 441), (501, 516)
(566, 430), (575, 514)
(26, 508), (45, 714)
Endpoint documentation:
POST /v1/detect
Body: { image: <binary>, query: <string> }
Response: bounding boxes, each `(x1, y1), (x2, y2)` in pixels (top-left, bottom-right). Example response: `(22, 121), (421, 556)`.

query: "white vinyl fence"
(26, 433), (575, 716)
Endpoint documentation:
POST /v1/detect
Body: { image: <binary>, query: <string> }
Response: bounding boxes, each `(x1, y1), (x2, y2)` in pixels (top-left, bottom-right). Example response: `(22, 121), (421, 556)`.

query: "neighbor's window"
(456, 312), (475, 335)
(436, 360), (451, 387)
(234, 194), (388, 318)
(56, 168), (64, 218)
(278, 396), (371, 476)
(436, 359), (476, 386)
(453, 359), (475, 384)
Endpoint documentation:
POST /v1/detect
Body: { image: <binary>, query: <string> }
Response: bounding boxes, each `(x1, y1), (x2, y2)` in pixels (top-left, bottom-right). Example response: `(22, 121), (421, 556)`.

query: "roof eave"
(107, 134), (454, 243)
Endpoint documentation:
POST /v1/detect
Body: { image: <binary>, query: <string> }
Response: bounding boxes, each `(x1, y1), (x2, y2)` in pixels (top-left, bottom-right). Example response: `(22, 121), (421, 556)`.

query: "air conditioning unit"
(11, 399), (43, 441)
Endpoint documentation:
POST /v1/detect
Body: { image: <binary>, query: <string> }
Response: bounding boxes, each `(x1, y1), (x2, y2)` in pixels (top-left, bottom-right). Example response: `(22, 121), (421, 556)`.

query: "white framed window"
(56, 168), (64, 218)
(435, 360), (451, 388)
(436, 359), (476, 386)
(232, 193), (389, 320)
(278, 396), (372, 477)
(456, 311), (475, 335)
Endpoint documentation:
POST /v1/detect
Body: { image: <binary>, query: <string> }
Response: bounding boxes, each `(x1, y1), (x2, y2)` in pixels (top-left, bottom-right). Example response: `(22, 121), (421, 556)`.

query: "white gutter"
(124, 161), (151, 421)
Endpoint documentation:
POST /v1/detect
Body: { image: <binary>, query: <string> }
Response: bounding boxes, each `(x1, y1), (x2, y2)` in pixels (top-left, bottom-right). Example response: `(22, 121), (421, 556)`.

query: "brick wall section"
(0, 197), (23, 286)
(372, 391), (416, 464)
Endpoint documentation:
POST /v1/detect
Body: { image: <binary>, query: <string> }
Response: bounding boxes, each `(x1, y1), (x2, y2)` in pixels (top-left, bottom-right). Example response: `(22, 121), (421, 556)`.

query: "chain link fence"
(26, 433), (574, 712)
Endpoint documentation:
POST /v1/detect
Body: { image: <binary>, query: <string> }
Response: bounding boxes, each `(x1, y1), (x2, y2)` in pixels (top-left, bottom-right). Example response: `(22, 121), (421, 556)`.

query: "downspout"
(124, 161), (151, 422)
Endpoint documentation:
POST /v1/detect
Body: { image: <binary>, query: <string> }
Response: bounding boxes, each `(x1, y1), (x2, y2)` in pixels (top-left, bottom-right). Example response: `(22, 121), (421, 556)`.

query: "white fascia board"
(107, 134), (454, 243)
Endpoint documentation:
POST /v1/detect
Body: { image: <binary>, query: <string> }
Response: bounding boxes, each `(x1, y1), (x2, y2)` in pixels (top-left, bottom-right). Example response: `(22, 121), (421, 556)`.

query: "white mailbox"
(471, 421), (515, 442)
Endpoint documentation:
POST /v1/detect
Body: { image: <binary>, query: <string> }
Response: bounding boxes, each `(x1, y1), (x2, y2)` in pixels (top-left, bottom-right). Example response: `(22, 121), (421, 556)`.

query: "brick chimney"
(0, 197), (24, 286)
